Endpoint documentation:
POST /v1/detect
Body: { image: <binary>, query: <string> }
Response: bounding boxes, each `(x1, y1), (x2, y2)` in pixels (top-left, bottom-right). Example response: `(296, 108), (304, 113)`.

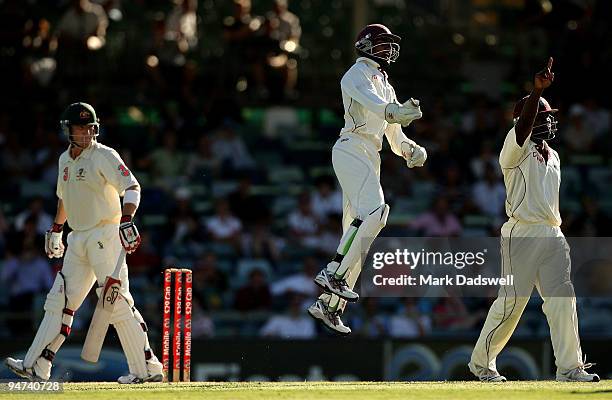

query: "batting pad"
(327, 204), (389, 279)
(112, 298), (148, 378)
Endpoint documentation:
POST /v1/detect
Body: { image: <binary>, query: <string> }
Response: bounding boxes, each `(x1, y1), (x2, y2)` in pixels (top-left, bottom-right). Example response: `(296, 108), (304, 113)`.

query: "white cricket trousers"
(55, 223), (133, 309)
(471, 220), (583, 374)
(320, 134), (385, 311)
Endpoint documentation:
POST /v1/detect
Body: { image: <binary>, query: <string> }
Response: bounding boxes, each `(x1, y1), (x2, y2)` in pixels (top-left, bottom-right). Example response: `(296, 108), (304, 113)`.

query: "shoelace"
(581, 354), (596, 370)
(322, 305), (342, 326)
(330, 275), (350, 292)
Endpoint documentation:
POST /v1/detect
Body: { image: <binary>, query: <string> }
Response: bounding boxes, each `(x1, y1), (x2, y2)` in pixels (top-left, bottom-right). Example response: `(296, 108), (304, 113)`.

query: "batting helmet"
(355, 24), (401, 65)
(513, 96), (558, 141)
(60, 102), (100, 146)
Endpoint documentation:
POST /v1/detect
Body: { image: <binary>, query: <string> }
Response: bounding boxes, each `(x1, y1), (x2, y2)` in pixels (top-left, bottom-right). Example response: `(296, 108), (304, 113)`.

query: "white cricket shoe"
(314, 269), (359, 302)
(556, 365), (600, 382)
(4, 357), (42, 382)
(307, 299), (351, 336)
(468, 361), (507, 382)
(117, 372), (164, 384)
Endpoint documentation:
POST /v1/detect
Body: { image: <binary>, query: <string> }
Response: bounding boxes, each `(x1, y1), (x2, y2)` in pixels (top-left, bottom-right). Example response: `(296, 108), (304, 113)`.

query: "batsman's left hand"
(119, 215), (141, 254)
(402, 141), (427, 168)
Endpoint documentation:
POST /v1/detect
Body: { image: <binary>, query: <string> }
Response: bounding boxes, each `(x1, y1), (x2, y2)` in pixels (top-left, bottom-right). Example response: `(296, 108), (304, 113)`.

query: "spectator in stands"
(264, 0), (301, 98)
(271, 256), (318, 298)
(13, 197), (53, 235)
(126, 230), (160, 280)
(54, 0), (108, 81)
(241, 218), (283, 265)
(22, 17), (57, 88)
(470, 141), (501, 180)
(2, 135), (33, 182)
(223, 0), (266, 95)
(437, 164), (468, 213)
(211, 121), (256, 177)
(389, 298), (432, 338)
(583, 98), (610, 138)
(228, 176), (269, 227)
(409, 196), (462, 237)
(165, 0), (198, 52)
(315, 212), (343, 256)
(167, 187), (200, 245)
(191, 297), (215, 338)
(351, 298), (388, 338)
(565, 196), (612, 236)
(234, 267), (272, 311)
(432, 297), (485, 331)
(186, 135), (220, 180)
(311, 175), (342, 220)
(205, 198), (243, 251)
(260, 293), (315, 339)
(472, 163), (506, 220)
(1, 217), (54, 335)
(287, 191), (320, 248)
(142, 130), (187, 189)
(563, 104), (595, 153)
(193, 252), (228, 311)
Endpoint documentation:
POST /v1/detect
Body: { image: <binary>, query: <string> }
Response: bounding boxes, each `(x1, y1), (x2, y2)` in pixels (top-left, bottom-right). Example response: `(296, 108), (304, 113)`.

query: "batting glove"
(385, 98), (423, 127)
(45, 223), (65, 258)
(401, 141), (428, 168)
(119, 215), (141, 254)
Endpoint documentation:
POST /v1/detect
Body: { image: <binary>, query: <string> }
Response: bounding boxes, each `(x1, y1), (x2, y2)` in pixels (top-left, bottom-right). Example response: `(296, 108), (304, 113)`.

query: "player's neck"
(533, 140), (550, 162)
(70, 144), (86, 159)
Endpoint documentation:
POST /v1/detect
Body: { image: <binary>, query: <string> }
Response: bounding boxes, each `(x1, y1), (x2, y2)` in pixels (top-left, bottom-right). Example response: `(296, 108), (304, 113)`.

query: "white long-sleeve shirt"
(339, 57), (413, 157)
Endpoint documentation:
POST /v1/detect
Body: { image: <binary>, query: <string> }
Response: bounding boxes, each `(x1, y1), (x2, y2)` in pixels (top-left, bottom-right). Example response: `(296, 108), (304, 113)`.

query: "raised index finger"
(546, 57), (554, 71)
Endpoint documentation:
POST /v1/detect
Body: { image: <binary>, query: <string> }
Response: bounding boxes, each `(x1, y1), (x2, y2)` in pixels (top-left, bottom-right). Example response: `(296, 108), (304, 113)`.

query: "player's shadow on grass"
(570, 390), (612, 395)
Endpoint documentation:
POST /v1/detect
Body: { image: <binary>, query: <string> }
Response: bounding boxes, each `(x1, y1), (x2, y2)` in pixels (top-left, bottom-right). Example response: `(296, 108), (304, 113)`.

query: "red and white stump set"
(162, 268), (192, 382)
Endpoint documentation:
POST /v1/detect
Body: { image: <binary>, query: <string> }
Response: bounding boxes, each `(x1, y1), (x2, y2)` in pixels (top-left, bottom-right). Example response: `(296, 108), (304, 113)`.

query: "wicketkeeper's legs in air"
(310, 141), (388, 334)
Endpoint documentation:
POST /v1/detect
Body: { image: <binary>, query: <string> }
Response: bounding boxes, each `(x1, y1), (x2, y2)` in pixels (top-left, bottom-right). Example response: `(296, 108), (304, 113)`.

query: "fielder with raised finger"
(469, 58), (599, 383)
(4, 102), (163, 384)
(307, 24), (427, 335)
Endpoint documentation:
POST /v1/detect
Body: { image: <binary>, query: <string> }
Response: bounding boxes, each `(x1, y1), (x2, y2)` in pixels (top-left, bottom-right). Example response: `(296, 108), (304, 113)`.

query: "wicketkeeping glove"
(401, 141), (428, 168)
(385, 98), (423, 127)
(119, 215), (141, 254)
(45, 223), (65, 258)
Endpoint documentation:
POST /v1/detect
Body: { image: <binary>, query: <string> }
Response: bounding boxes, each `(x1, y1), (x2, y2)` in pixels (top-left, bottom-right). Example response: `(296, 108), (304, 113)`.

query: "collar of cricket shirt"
(356, 56), (381, 70)
(68, 141), (98, 161)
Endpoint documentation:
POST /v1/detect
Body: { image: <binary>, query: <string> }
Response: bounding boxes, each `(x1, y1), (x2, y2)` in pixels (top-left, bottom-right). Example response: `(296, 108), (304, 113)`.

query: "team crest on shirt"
(76, 168), (86, 181)
(532, 151), (545, 165)
(63, 167), (69, 181)
(118, 164), (130, 177)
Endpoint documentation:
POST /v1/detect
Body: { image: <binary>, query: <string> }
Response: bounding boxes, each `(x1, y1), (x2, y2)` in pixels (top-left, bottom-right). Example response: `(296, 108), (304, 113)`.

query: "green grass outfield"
(2, 381), (612, 400)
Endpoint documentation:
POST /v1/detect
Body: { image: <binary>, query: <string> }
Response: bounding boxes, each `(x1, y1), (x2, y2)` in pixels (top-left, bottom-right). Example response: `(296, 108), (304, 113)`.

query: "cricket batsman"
(307, 24), (427, 334)
(469, 58), (599, 382)
(4, 102), (164, 383)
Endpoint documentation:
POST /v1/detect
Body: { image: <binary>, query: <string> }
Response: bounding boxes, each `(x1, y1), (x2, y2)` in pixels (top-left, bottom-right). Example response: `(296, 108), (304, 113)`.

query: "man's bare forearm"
(515, 88), (543, 146)
(54, 199), (67, 225)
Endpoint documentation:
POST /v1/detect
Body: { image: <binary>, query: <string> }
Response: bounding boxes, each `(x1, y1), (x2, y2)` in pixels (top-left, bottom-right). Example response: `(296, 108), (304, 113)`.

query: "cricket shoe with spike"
(4, 358), (43, 382)
(468, 362), (507, 382)
(307, 299), (351, 336)
(117, 372), (164, 384)
(314, 269), (359, 302)
(556, 364), (600, 382)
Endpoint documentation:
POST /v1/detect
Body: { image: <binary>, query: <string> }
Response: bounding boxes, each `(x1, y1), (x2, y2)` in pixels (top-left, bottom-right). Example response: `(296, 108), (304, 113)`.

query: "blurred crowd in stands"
(1, 0), (612, 340)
